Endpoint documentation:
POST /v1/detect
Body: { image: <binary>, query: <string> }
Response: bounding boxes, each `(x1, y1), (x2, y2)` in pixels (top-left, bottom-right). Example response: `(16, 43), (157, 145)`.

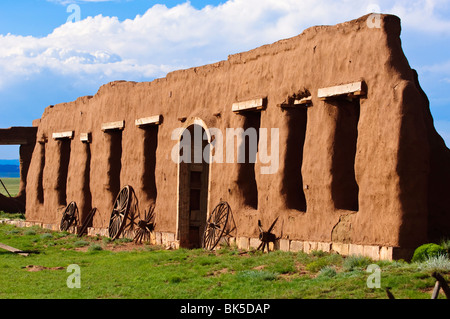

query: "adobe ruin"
(1, 14), (449, 260)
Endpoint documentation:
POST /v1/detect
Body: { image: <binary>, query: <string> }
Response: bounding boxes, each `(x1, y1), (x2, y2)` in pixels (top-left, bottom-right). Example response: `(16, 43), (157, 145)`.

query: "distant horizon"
(0, 159), (20, 178)
(0, 159), (20, 163)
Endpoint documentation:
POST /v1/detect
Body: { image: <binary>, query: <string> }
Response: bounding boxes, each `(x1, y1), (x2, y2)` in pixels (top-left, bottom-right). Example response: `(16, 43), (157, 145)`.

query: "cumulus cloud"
(0, 0), (449, 91)
(421, 60), (450, 74)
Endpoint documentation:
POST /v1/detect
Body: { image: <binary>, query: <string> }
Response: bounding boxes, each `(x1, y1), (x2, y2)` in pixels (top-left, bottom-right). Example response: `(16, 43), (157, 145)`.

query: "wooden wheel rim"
(202, 201), (230, 250)
(108, 186), (132, 240)
(60, 201), (78, 231)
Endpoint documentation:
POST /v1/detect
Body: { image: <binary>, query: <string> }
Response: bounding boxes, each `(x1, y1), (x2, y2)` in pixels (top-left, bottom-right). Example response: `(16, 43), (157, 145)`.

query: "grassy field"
(0, 223), (449, 300)
(0, 178), (23, 220)
(0, 177), (20, 197)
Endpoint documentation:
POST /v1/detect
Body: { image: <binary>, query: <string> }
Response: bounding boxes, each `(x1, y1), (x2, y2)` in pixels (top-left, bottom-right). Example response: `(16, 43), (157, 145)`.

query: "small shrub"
(306, 258), (329, 273)
(74, 240), (89, 247)
(306, 254), (343, 273)
(55, 231), (69, 238)
(115, 237), (132, 244)
(272, 262), (296, 274)
(6, 229), (20, 235)
(40, 233), (53, 240)
(379, 259), (411, 270)
(343, 255), (372, 271)
(145, 245), (164, 252)
(317, 266), (337, 278)
(411, 243), (446, 263)
(24, 229), (36, 236)
(88, 244), (103, 252)
(310, 250), (327, 257)
(297, 252), (314, 264)
(236, 270), (279, 281)
(417, 254), (450, 273)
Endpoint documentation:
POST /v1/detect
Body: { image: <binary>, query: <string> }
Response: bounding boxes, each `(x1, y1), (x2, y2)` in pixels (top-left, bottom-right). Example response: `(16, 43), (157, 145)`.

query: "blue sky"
(0, 0), (449, 159)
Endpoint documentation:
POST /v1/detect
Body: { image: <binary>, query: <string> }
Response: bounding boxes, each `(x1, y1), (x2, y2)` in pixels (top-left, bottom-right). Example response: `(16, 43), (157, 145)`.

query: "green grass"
(0, 178), (24, 220)
(0, 177), (20, 197)
(0, 222), (448, 299)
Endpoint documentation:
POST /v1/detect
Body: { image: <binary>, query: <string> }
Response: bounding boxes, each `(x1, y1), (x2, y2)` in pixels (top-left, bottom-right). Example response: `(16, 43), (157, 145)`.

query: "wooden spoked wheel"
(134, 204), (156, 244)
(202, 201), (230, 250)
(77, 207), (97, 237)
(108, 186), (132, 240)
(60, 201), (78, 231)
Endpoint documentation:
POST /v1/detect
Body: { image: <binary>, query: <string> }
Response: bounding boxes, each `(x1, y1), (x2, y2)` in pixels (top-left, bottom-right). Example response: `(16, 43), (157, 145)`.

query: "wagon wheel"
(77, 207), (97, 237)
(108, 186), (132, 240)
(202, 201), (230, 250)
(134, 204), (156, 244)
(257, 217), (279, 253)
(60, 201), (78, 232)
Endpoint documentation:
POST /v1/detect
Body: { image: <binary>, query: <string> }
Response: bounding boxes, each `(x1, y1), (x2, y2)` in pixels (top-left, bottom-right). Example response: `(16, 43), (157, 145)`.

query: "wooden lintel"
(232, 97), (267, 113)
(318, 81), (366, 100)
(279, 96), (312, 109)
(80, 133), (91, 143)
(101, 121), (125, 131)
(0, 126), (37, 145)
(294, 96), (313, 105)
(52, 131), (74, 140)
(0, 139), (30, 145)
(135, 115), (162, 127)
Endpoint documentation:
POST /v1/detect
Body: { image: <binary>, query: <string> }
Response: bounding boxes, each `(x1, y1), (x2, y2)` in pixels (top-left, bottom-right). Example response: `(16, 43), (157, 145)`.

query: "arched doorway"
(177, 123), (210, 249)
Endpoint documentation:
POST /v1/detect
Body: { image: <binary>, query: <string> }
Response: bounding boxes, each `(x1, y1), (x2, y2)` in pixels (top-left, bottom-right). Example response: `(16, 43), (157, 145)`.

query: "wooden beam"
(80, 132), (91, 143)
(232, 97), (267, 113)
(101, 121), (124, 131)
(431, 281), (441, 299)
(135, 115), (162, 127)
(432, 272), (450, 299)
(318, 81), (366, 100)
(0, 243), (29, 256)
(294, 96), (313, 106)
(279, 96), (313, 109)
(0, 127), (37, 145)
(52, 131), (74, 140)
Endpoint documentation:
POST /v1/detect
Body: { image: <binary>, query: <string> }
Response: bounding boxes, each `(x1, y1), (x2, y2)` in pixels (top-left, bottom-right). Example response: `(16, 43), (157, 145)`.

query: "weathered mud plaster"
(5, 14), (448, 260)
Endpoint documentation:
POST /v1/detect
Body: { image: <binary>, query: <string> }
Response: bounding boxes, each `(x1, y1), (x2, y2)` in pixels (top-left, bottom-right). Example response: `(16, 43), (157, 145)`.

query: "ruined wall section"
(25, 14), (449, 251)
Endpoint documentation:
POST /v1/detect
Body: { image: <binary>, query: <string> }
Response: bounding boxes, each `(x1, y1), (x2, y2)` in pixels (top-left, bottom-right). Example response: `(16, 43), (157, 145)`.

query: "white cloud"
(421, 60), (450, 74)
(0, 0), (449, 91)
(386, 0), (450, 33)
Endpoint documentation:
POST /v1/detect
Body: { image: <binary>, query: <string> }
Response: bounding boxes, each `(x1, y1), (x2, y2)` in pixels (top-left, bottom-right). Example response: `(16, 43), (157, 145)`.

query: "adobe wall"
(23, 14), (450, 258)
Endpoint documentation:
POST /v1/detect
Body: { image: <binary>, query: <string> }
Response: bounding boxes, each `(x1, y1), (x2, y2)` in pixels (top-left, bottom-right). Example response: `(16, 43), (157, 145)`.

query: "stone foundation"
(1, 219), (413, 260)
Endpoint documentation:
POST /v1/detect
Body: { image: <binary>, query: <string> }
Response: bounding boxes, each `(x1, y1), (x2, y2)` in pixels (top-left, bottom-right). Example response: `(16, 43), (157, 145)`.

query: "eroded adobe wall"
(24, 14), (450, 252)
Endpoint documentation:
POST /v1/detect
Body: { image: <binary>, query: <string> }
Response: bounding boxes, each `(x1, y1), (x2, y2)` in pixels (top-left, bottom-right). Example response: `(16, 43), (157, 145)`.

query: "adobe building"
(1, 14), (449, 260)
